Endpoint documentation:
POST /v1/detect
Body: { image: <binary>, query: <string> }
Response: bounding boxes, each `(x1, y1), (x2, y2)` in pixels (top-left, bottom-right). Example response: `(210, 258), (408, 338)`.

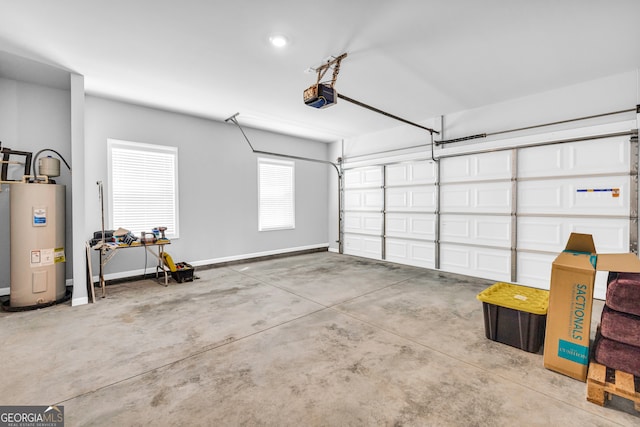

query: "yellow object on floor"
(162, 252), (177, 272)
(476, 282), (549, 315)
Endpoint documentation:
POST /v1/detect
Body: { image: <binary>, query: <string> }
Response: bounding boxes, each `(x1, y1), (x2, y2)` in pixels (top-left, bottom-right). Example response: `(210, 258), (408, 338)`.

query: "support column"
(70, 73), (87, 306)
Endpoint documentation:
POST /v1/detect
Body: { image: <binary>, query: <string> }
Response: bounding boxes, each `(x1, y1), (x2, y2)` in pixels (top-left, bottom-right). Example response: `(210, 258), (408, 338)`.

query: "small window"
(107, 139), (179, 238)
(258, 158), (295, 231)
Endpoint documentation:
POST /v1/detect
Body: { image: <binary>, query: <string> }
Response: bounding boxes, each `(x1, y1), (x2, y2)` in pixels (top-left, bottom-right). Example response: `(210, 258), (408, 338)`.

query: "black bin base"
(482, 302), (546, 353)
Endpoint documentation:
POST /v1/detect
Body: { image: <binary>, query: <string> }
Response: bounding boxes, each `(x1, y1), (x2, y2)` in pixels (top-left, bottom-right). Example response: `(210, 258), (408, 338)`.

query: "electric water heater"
(10, 182), (66, 307)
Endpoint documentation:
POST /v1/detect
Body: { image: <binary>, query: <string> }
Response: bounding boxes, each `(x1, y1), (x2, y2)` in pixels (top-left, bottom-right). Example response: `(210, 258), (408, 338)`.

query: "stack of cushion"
(593, 272), (640, 376)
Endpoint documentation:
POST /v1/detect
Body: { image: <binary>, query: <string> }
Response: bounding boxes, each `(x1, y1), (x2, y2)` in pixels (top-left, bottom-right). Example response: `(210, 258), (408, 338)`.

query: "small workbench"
(91, 239), (171, 301)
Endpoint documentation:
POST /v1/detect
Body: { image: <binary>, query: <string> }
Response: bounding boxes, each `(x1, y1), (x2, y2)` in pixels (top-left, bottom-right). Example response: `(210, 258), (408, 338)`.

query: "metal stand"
(94, 240), (171, 298)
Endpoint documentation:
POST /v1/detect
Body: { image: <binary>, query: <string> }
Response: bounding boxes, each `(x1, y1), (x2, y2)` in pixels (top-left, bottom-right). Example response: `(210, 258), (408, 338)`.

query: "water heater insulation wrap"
(10, 183), (66, 307)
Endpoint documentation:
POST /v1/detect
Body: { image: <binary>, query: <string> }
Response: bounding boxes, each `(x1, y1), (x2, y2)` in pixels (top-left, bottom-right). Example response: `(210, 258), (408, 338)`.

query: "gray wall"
(0, 77), (72, 293)
(84, 96), (329, 279)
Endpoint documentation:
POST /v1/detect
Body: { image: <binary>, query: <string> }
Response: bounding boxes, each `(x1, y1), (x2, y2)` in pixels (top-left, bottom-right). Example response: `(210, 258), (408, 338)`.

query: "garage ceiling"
(1, 0), (639, 142)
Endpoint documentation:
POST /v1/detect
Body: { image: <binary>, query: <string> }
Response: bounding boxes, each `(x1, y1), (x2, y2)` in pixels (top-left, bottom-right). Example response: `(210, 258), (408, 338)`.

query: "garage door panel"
(518, 184), (562, 211)
(386, 186), (436, 211)
(476, 151), (513, 179)
(440, 215), (515, 247)
(517, 219), (564, 252)
(440, 150), (512, 183)
(518, 217), (629, 253)
(386, 215), (409, 235)
(516, 252), (554, 289)
(516, 251), (609, 299)
(519, 137), (629, 178)
(343, 190), (362, 210)
(518, 176), (629, 215)
(476, 251), (511, 277)
(386, 161), (436, 186)
(440, 245), (470, 269)
(575, 224), (628, 253)
(519, 147), (562, 177)
(440, 187), (470, 210)
(440, 216), (470, 240)
(344, 189), (383, 211)
(385, 238), (435, 268)
(386, 191), (408, 209)
(344, 212), (382, 235)
(344, 234), (382, 259)
(441, 182), (512, 213)
(386, 213), (435, 239)
(440, 243), (511, 281)
(477, 186), (511, 210)
(476, 219), (511, 245)
(344, 167), (383, 188)
(440, 157), (470, 182)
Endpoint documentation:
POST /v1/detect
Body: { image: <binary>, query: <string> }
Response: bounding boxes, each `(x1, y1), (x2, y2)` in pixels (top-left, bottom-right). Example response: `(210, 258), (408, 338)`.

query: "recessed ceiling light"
(269, 34), (289, 48)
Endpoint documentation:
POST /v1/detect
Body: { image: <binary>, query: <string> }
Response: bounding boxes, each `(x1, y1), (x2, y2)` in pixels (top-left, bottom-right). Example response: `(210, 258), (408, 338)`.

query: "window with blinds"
(107, 139), (179, 238)
(258, 158), (295, 231)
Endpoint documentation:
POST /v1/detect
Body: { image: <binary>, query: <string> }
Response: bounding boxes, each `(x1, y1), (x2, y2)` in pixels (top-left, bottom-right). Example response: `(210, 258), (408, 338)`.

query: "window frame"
(107, 138), (180, 238)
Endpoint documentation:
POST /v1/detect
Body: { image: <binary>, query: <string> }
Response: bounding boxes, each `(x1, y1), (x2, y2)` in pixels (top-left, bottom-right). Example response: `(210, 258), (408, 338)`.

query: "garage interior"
(1, 1), (640, 425)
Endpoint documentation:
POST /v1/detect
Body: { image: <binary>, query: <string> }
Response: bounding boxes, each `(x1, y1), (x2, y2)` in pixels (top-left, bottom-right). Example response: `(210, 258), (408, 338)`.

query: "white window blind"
(107, 139), (179, 238)
(258, 158), (295, 231)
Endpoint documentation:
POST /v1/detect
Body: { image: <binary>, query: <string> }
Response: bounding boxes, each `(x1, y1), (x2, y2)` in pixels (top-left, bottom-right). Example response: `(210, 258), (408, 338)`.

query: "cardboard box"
(543, 233), (640, 381)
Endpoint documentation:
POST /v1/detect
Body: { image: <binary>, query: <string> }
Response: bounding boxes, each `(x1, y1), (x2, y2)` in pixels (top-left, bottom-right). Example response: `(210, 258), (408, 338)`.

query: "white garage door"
(440, 150), (514, 282)
(516, 135), (634, 298)
(343, 166), (383, 259)
(341, 129), (637, 299)
(385, 161), (437, 268)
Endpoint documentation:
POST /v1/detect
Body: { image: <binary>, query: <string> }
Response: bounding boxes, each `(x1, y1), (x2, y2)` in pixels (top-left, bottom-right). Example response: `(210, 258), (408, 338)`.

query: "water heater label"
(30, 249), (55, 266)
(31, 250), (41, 264)
(33, 207), (47, 226)
(54, 248), (66, 263)
(41, 249), (54, 266)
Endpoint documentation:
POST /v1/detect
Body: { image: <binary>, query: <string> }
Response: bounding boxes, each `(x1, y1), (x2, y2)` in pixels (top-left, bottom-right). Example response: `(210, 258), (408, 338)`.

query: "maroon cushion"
(600, 305), (640, 347)
(593, 332), (640, 377)
(607, 272), (640, 317)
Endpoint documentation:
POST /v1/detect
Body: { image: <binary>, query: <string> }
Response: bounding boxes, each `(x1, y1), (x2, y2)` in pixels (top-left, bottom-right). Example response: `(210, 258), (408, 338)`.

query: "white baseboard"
(328, 247), (339, 253)
(95, 243), (330, 282)
(190, 243), (330, 267)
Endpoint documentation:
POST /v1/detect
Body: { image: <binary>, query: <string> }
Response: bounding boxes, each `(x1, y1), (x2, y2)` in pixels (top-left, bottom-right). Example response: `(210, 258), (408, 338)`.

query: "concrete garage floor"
(1, 252), (638, 426)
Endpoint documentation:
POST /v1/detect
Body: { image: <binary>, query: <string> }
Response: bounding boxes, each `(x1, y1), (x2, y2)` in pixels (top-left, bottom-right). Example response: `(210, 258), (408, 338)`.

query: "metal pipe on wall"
(343, 129), (638, 170)
(435, 107), (638, 146)
(225, 113), (344, 252)
(344, 106), (638, 163)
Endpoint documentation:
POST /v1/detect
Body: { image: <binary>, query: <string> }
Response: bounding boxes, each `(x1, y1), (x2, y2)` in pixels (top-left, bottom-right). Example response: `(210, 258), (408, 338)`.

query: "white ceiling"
(1, 0), (639, 142)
